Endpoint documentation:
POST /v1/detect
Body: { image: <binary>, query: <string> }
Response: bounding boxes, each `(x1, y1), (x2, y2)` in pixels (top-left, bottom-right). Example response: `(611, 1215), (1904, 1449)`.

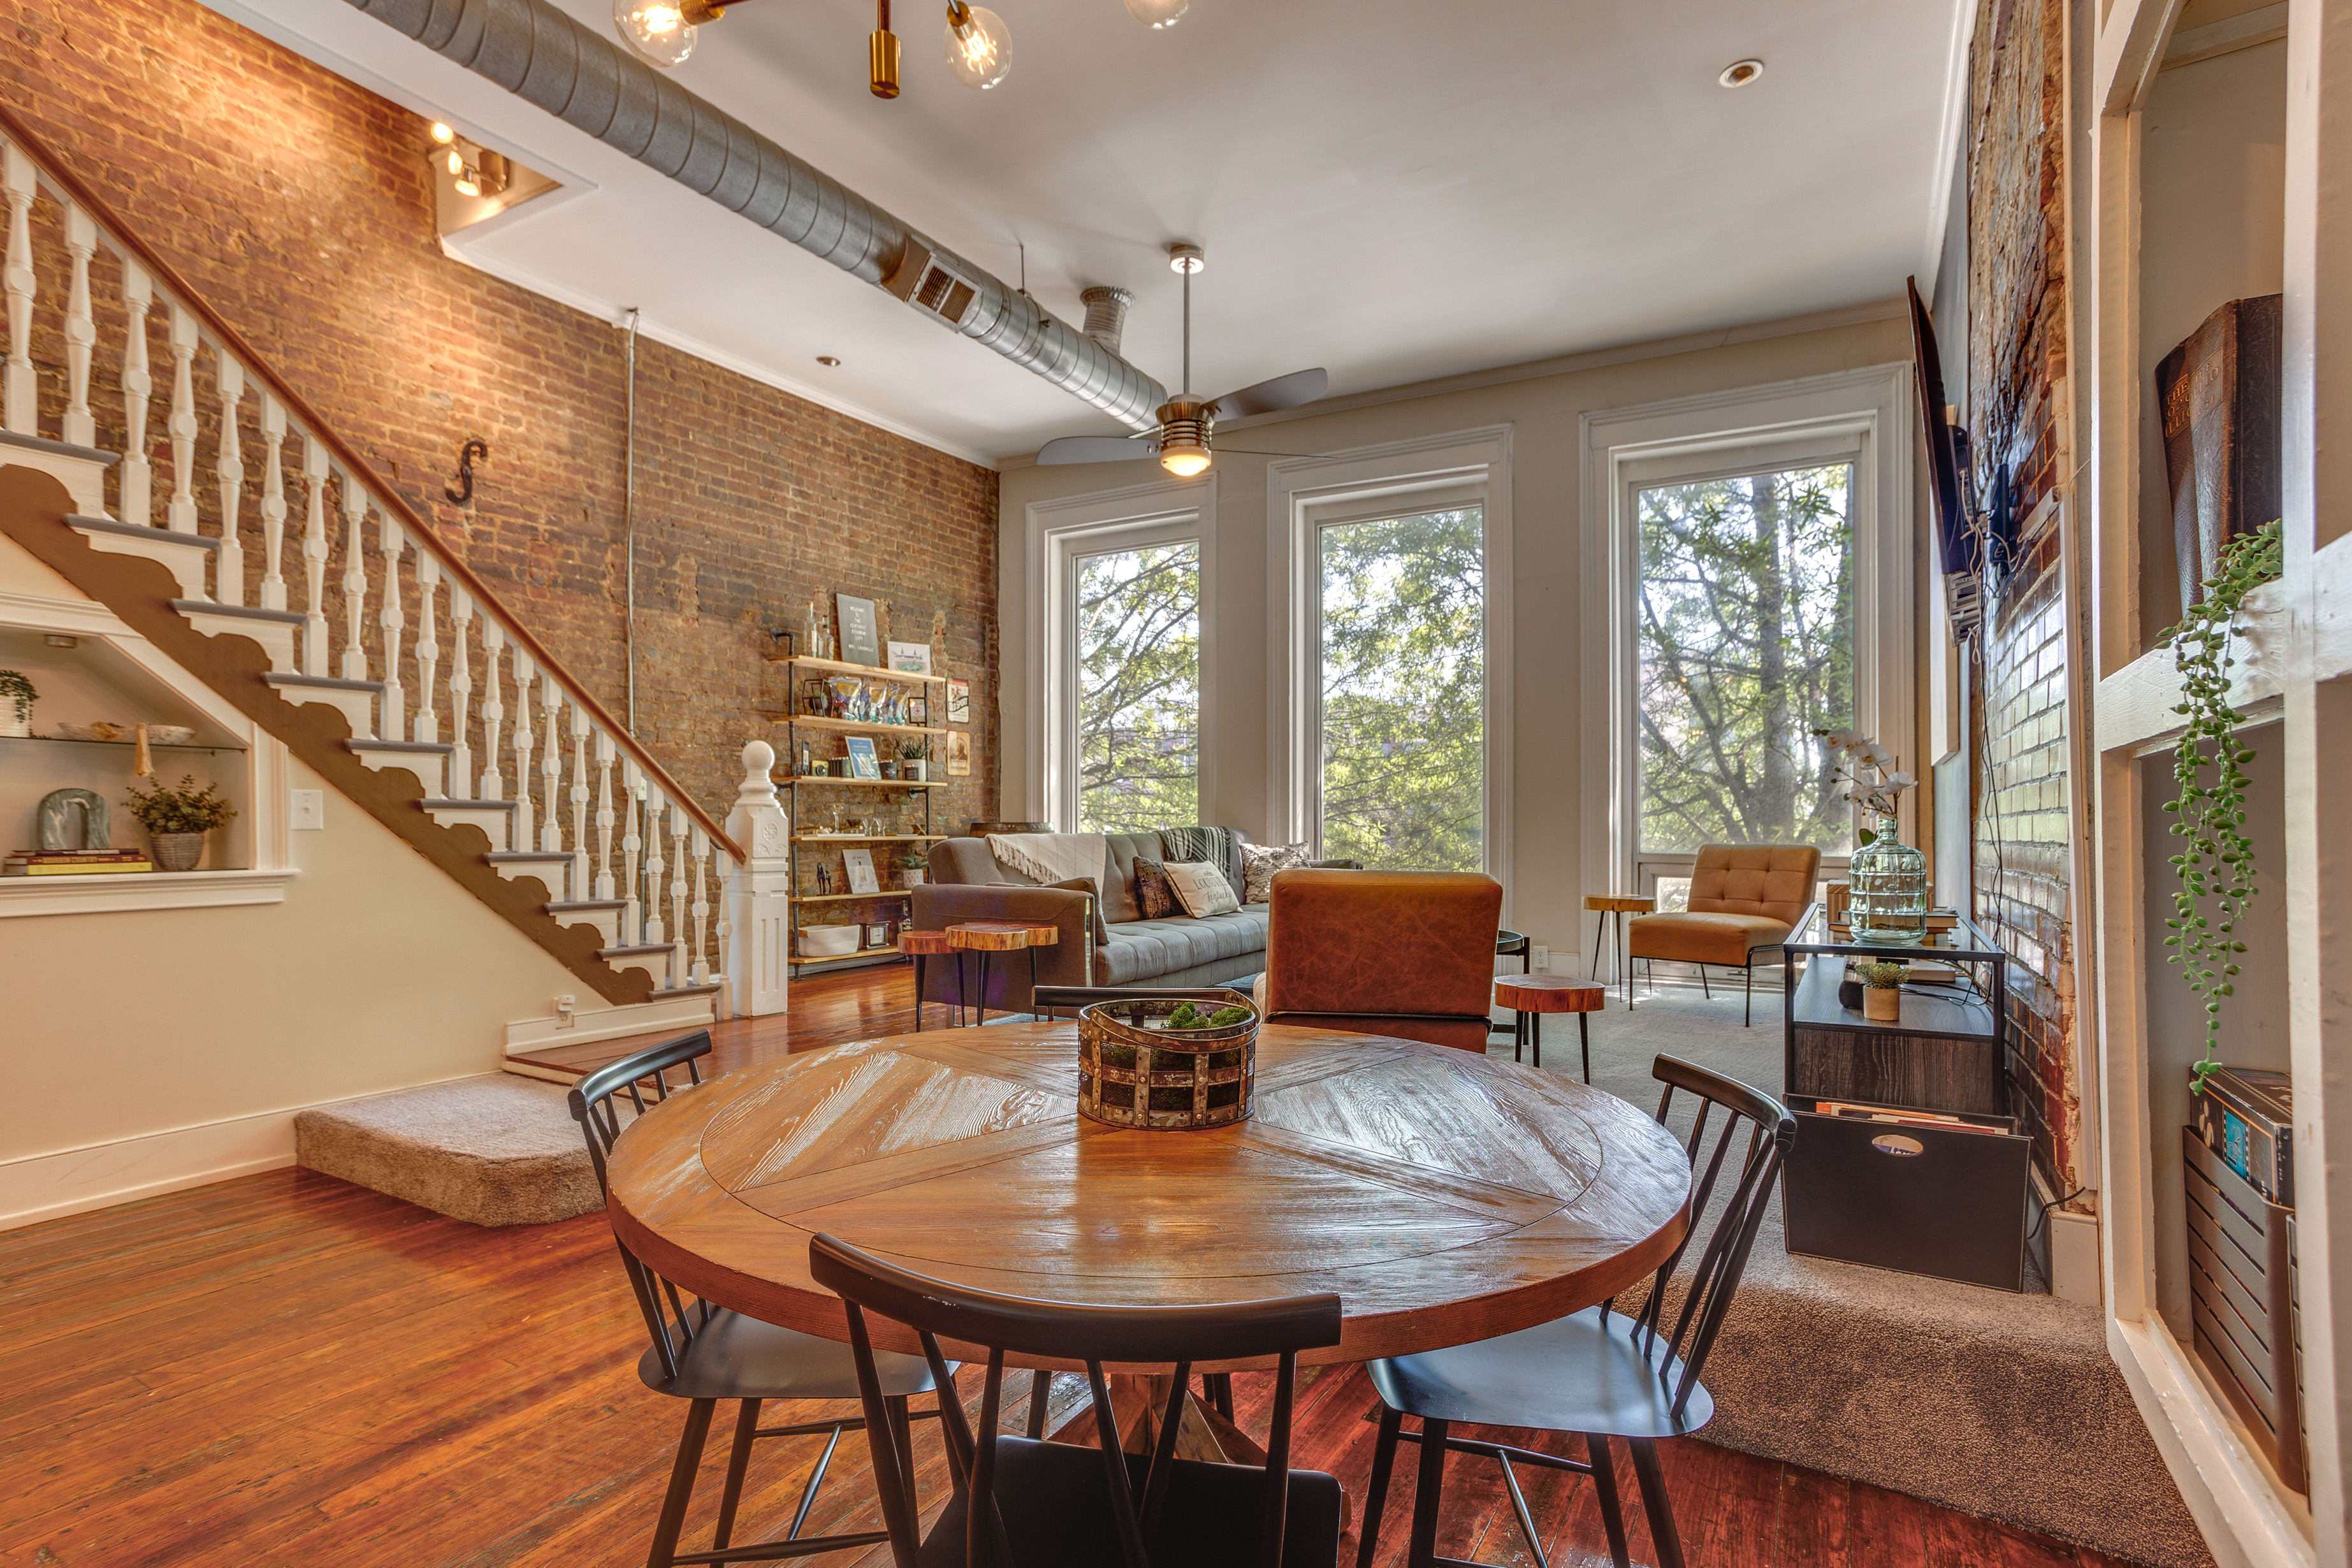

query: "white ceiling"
(218, 0), (1968, 465)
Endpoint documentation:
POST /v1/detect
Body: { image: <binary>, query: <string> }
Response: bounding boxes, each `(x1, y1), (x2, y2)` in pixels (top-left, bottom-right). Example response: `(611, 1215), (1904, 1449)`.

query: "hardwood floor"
(2, 964), (2140, 1567)
(507, 960), (933, 1079)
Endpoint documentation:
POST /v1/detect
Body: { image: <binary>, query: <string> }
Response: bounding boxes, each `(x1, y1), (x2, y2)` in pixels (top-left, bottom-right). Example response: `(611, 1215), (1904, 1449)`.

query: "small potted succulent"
(1857, 961), (1908, 1023)
(0, 670), (34, 738)
(900, 848), (928, 890)
(899, 737), (929, 782)
(124, 774), (235, 871)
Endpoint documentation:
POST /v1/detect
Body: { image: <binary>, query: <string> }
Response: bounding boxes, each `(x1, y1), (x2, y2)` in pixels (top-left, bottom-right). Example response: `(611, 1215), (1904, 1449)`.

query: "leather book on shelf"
(2157, 293), (2282, 611)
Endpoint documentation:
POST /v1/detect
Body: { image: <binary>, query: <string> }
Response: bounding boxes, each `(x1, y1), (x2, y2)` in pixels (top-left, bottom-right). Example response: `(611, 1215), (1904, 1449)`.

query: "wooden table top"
(1586, 894), (1657, 912)
(606, 1023), (1692, 1369)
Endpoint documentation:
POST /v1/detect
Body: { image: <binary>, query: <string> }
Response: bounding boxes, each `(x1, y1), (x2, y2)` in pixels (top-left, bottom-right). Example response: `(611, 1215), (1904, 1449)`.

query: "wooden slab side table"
(897, 929), (957, 1029)
(945, 921), (1060, 1025)
(1585, 895), (1655, 1009)
(1494, 976), (1607, 1082)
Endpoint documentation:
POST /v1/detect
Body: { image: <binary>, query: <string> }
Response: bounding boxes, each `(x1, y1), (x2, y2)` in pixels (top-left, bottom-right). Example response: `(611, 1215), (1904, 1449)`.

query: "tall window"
(1316, 507), (1486, 871)
(1635, 463), (1855, 860)
(1074, 542), (1200, 832)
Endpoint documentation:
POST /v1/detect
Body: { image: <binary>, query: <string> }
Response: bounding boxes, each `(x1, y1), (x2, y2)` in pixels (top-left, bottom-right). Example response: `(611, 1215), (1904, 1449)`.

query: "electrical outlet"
(289, 789), (324, 831)
(1532, 945), (1551, 973)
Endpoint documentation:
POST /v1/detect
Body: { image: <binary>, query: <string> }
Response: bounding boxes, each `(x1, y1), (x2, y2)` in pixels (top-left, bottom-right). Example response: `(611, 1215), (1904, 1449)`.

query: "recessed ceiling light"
(1718, 58), (1765, 89)
(817, 356), (842, 367)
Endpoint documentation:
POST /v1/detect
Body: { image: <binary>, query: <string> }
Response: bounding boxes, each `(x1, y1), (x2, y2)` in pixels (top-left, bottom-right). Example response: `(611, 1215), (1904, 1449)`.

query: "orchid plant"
(1816, 729), (1916, 846)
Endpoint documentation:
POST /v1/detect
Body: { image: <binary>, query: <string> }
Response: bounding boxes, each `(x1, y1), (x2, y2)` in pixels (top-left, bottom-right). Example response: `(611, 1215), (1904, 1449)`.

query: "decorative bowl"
(797, 924), (860, 957)
(56, 722), (134, 742)
(147, 725), (198, 745)
(1077, 996), (1259, 1131)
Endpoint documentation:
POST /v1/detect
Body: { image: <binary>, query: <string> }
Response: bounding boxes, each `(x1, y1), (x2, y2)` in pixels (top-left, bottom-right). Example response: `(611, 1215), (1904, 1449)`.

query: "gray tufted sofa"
(910, 830), (1285, 1013)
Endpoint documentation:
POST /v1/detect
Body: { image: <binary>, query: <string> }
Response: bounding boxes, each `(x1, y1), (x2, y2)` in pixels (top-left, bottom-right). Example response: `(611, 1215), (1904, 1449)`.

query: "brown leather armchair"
(1260, 869), (1503, 1052)
(1625, 844), (1820, 1025)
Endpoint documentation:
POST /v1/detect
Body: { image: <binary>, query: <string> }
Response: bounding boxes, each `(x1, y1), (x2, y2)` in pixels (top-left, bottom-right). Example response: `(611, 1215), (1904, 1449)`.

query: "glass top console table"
(1778, 903), (2014, 1119)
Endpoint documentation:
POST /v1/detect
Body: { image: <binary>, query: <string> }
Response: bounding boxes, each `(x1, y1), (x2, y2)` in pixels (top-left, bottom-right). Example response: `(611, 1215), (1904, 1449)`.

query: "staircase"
(0, 108), (754, 1016)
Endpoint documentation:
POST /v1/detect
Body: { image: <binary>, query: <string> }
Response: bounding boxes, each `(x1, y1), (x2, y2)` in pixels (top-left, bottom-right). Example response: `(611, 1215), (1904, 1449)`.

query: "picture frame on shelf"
(908, 695), (928, 725)
(836, 595), (881, 667)
(843, 847), (881, 896)
(947, 678), (970, 725)
(844, 736), (881, 780)
(888, 641), (933, 676)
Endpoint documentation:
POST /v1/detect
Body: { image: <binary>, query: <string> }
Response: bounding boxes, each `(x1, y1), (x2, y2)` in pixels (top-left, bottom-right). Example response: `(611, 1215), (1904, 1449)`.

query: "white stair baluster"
(710, 831), (732, 998)
(593, 734), (617, 899)
(258, 395), (286, 606)
(569, 704), (590, 895)
(642, 789), (667, 946)
(413, 553), (441, 745)
(300, 435), (330, 672)
(621, 760), (644, 943)
(510, 652), (535, 850)
(165, 306), (197, 533)
(212, 354), (245, 605)
(669, 805), (691, 987)
(539, 679), (564, 853)
(690, 824), (712, 985)
(61, 203), (95, 449)
(119, 263), (152, 524)
(3, 145), (35, 436)
(449, 589), (475, 798)
(337, 475), (366, 681)
(479, 621), (506, 802)
(376, 510), (406, 734)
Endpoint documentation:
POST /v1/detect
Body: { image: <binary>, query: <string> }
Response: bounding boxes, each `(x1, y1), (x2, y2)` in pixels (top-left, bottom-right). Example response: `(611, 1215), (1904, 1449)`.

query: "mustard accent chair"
(1625, 844), (1820, 1025)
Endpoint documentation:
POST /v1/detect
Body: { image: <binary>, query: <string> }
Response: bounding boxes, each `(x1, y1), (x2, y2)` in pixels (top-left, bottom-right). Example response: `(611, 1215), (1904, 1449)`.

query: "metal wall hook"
(445, 438), (490, 505)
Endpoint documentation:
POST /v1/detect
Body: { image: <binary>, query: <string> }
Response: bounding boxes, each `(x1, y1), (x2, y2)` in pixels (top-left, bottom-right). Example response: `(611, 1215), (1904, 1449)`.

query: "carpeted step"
(294, 1075), (598, 1227)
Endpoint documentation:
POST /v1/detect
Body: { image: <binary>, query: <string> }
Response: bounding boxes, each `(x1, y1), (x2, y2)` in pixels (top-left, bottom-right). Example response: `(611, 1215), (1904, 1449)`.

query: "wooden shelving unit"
(766, 714), (947, 736)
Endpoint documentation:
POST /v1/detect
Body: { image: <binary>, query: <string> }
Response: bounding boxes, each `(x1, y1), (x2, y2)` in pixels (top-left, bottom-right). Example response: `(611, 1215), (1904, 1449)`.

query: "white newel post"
(724, 741), (790, 1017)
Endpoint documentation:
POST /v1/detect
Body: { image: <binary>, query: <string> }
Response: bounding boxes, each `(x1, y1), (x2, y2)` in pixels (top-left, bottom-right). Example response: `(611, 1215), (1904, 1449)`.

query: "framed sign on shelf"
(841, 847), (881, 896)
(836, 595), (881, 667)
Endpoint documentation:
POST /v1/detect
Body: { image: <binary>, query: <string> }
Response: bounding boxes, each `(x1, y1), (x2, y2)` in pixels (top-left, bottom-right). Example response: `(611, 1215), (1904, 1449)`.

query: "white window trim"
(1579, 367), (1915, 898)
(1265, 427), (1514, 897)
(1024, 475), (1216, 834)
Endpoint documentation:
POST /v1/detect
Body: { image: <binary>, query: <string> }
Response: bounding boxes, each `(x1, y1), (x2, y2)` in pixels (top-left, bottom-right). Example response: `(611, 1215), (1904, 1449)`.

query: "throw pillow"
(1240, 840), (1314, 904)
(1133, 859), (1179, 920)
(1165, 859), (1242, 919)
(1046, 877), (1110, 945)
(1159, 825), (1240, 896)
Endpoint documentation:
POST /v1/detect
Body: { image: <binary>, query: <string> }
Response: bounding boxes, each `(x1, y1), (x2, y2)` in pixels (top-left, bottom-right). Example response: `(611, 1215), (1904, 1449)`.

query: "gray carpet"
(294, 1075), (601, 1227)
(1500, 976), (2211, 1568)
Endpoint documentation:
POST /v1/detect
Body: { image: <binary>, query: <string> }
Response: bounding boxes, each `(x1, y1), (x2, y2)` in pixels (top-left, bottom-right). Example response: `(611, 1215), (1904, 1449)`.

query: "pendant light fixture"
(613, 0), (1015, 94)
(1124, 0), (1189, 27)
(943, 1), (1013, 89)
(614, 0), (700, 66)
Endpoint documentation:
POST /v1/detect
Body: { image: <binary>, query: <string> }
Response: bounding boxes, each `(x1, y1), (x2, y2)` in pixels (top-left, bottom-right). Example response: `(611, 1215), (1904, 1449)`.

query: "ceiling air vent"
(885, 236), (979, 330)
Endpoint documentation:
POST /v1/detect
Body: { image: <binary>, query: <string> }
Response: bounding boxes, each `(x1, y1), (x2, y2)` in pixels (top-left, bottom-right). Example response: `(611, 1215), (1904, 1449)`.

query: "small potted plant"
(1857, 961), (1908, 1023)
(124, 774), (236, 871)
(0, 670), (34, 738)
(901, 848), (928, 889)
(899, 737), (929, 782)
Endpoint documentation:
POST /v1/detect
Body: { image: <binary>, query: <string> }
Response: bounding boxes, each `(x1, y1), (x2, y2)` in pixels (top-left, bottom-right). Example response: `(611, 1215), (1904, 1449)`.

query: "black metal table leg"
(1590, 910), (1609, 978)
(1531, 1011), (1543, 1071)
(1512, 1008), (1525, 1063)
(1579, 1012), (1591, 1084)
(974, 952), (991, 1027)
(913, 954), (926, 1032)
(1029, 947), (1042, 1021)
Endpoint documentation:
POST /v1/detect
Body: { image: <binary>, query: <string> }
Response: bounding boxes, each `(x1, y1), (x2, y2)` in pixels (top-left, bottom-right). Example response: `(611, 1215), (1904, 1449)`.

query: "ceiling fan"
(1036, 243), (1328, 477)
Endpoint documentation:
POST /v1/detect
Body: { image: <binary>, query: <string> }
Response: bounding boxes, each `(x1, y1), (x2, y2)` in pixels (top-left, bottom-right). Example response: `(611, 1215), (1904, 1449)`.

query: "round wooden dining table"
(605, 1021), (1694, 1374)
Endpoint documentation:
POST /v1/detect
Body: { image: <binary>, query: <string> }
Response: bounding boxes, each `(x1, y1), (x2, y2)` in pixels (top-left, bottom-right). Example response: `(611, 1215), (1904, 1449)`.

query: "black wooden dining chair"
(1353, 1054), (1795, 1568)
(809, 1230), (1347, 1567)
(570, 1031), (954, 1567)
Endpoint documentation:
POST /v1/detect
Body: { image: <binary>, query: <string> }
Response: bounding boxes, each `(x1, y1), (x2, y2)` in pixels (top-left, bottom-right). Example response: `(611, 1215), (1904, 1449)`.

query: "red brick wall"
(0, 0), (1000, 857)
(1965, 0), (2080, 1192)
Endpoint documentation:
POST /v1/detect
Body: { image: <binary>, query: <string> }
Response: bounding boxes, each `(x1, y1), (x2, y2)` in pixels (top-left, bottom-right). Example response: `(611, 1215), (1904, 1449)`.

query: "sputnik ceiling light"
(614, 0), (1178, 89)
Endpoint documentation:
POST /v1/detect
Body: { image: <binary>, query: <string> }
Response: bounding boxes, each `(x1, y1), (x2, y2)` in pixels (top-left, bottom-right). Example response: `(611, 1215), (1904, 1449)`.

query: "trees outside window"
(1636, 464), (1855, 857)
(1075, 542), (1200, 832)
(1317, 507), (1486, 871)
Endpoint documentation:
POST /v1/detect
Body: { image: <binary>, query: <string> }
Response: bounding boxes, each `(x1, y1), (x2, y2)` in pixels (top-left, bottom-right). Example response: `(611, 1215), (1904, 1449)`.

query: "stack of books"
(1827, 906), (1961, 945)
(3, 848), (153, 876)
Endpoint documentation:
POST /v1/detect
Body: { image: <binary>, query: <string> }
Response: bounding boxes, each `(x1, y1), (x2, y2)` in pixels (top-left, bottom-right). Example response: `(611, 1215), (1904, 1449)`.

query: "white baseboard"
(504, 992), (718, 1054)
(0, 1071), (490, 1233)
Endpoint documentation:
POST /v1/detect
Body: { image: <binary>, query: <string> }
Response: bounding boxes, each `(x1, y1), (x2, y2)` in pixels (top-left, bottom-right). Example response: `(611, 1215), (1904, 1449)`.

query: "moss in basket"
(124, 774), (236, 834)
(1166, 1002), (1252, 1031)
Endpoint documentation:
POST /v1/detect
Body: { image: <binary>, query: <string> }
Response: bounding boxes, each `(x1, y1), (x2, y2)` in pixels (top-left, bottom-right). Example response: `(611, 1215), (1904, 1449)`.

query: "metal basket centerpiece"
(1077, 997), (1260, 1130)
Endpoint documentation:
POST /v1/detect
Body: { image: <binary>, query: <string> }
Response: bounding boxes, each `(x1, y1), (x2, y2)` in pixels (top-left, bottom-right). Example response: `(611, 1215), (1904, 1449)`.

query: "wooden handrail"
(0, 103), (742, 861)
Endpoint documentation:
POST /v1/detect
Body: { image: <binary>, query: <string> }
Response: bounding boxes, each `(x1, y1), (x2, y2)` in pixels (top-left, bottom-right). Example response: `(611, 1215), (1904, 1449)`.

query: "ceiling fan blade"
(1036, 435), (1158, 465)
(1207, 367), (1328, 421)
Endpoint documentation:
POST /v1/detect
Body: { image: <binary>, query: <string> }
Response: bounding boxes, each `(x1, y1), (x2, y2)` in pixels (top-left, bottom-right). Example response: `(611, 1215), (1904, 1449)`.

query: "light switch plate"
(289, 789), (324, 831)
(1532, 945), (1551, 973)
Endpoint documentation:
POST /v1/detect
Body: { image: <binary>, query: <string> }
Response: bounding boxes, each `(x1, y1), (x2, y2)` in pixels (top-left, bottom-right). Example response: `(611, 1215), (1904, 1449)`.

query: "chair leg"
(1627, 1438), (1686, 1568)
(1585, 1434), (1632, 1568)
(1405, 1416), (1450, 1568)
(1744, 959), (1755, 1026)
(885, 1395), (916, 1493)
(1699, 964), (1711, 998)
(1026, 1368), (1054, 1438)
(1354, 1405), (1404, 1568)
(646, 1398), (717, 1568)
(1205, 1371), (1235, 1421)
(711, 1398), (762, 1553)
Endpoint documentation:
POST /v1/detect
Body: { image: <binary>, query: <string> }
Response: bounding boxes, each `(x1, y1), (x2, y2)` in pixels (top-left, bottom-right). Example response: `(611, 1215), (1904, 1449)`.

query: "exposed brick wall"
(1965, 0), (2080, 1192)
(0, 0), (1000, 888)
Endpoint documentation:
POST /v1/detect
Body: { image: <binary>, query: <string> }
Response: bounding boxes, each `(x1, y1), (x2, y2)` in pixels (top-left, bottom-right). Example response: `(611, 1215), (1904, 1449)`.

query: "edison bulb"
(1159, 439), (1210, 477)
(453, 164), (483, 198)
(428, 121), (456, 145)
(943, 3), (1012, 89)
(1124, 0), (1189, 27)
(615, 0), (696, 66)
(444, 147), (465, 176)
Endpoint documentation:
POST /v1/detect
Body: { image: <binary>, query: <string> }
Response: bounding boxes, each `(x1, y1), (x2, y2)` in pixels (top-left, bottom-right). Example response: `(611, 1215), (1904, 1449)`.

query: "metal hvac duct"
(344, 0), (1167, 430)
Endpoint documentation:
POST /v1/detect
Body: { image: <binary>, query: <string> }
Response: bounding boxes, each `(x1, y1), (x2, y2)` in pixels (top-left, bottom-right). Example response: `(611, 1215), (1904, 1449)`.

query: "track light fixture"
(424, 125), (509, 199)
